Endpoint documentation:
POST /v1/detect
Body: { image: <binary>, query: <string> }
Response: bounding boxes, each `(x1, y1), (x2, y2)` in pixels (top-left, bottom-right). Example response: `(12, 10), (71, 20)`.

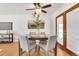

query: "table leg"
(12, 34), (13, 42)
(9, 34), (10, 42)
(36, 44), (40, 56)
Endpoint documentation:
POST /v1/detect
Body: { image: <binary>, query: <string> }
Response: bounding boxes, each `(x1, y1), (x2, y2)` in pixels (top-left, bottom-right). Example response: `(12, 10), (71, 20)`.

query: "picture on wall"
(28, 20), (45, 29)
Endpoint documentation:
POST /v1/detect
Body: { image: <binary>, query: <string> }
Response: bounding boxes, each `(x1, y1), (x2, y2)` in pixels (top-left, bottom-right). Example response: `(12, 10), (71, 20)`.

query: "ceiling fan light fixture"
(35, 8), (41, 14)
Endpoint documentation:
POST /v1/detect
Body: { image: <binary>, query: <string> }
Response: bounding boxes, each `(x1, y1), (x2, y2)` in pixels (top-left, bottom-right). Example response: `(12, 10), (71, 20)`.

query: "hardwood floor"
(21, 46), (70, 56)
(0, 42), (19, 56)
(0, 42), (70, 56)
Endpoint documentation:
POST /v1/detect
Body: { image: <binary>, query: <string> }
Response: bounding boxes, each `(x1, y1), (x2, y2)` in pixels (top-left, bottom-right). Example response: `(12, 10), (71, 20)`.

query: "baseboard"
(57, 42), (77, 56)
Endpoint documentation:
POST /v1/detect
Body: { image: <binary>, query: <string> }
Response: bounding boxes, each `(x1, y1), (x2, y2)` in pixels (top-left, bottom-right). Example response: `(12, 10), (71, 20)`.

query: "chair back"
(18, 35), (29, 52)
(47, 35), (57, 50)
(29, 32), (36, 35)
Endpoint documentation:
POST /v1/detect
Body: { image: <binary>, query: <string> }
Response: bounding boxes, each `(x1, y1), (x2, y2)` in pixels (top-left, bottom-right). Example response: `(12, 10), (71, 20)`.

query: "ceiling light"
(35, 8), (41, 14)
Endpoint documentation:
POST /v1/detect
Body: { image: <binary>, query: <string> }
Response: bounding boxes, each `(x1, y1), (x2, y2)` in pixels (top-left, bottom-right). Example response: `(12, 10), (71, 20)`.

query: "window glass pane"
(57, 16), (63, 45)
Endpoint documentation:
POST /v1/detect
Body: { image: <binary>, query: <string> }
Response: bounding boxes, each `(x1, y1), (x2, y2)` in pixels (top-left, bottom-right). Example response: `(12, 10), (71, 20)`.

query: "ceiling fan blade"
(37, 3), (41, 7)
(33, 3), (37, 8)
(26, 8), (35, 10)
(42, 10), (47, 13)
(42, 4), (52, 8)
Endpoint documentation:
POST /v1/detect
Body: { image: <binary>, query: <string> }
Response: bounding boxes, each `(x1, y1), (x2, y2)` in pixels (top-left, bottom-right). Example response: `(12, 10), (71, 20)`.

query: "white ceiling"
(0, 3), (64, 15)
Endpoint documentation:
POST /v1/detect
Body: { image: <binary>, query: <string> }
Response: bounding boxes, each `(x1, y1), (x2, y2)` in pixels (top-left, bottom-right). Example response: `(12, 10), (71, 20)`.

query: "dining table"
(28, 34), (48, 55)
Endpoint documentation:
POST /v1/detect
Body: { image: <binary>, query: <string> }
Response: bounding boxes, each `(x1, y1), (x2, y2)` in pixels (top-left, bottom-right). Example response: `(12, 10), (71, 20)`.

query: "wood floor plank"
(0, 42), (19, 56)
(0, 42), (70, 56)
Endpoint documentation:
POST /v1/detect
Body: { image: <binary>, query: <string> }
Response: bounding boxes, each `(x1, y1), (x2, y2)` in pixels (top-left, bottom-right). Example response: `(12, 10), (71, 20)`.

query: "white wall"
(0, 14), (51, 39)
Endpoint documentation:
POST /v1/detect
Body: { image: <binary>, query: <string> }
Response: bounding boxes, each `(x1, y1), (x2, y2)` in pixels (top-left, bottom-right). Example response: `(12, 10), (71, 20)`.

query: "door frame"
(56, 14), (67, 49)
(56, 3), (79, 55)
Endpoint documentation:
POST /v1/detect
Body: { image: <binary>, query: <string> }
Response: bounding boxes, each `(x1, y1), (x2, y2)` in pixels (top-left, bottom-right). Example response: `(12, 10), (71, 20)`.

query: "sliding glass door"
(56, 4), (79, 55)
(67, 7), (79, 55)
(57, 16), (64, 45)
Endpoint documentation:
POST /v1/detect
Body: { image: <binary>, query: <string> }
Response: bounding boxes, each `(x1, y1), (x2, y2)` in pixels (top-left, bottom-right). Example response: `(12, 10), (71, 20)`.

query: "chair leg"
(54, 48), (57, 56)
(19, 40), (21, 56)
(19, 48), (22, 56)
(55, 41), (57, 56)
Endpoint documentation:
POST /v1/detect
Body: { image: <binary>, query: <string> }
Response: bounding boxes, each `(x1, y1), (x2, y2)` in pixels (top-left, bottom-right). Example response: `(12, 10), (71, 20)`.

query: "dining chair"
(39, 35), (57, 56)
(18, 35), (36, 56)
(39, 32), (47, 45)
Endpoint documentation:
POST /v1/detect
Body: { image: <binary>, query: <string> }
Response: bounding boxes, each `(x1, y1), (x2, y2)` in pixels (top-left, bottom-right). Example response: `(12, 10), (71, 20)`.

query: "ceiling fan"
(26, 3), (52, 14)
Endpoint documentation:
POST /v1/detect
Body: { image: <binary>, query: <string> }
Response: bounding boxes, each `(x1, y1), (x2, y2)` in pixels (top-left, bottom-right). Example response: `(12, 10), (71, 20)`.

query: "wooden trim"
(56, 15), (65, 46)
(56, 3), (79, 18)
(65, 3), (79, 13)
(18, 40), (21, 56)
(57, 42), (77, 56)
(56, 17), (57, 35)
(63, 14), (67, 48)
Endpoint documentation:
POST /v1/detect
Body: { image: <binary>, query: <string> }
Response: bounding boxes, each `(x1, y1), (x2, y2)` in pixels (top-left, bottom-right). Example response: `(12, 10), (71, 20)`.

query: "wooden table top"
(29, 35), (48, 40)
